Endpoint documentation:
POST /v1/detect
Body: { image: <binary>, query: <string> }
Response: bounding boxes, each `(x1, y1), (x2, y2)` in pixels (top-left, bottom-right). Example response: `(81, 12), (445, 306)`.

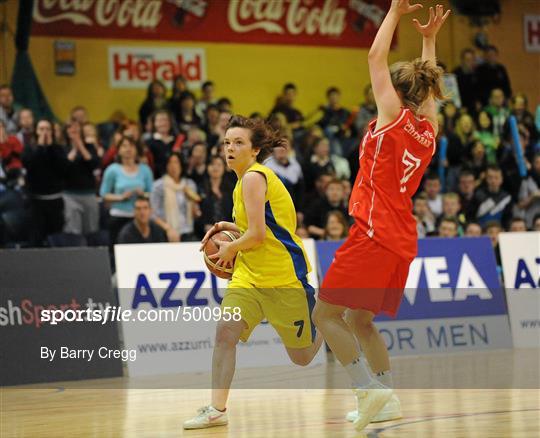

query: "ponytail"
(390, 58), (445, 112)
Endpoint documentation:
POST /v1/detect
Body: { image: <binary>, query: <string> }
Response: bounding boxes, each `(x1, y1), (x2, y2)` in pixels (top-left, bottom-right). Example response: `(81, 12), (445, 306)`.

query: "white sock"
(345, 357), (381, 388)
(375, 370), (393, 388)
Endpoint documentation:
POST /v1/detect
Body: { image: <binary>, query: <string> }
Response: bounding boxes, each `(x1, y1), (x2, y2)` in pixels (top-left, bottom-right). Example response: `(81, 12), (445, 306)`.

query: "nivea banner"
(499, 232), (540, 348)
(317, 237), (512, 355)
(115, 240), (324, 378)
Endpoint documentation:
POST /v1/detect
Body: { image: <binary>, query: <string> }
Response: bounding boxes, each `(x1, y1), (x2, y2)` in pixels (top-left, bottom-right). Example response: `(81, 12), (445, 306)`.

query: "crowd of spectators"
(0, 44), (539, 269)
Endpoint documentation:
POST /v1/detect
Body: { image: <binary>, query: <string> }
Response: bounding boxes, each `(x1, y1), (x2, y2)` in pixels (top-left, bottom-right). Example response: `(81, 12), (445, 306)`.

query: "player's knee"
(355, 319), (376, 338)
(311, 305), (327, 328)
(214, 323), (241, 348)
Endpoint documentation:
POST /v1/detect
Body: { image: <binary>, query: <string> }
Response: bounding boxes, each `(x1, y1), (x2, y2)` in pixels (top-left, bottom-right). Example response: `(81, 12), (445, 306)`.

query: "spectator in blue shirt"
(100, 135), (153, 245)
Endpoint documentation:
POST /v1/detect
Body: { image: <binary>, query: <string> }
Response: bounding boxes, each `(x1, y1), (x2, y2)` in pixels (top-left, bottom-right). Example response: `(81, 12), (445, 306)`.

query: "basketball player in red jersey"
(312, 1), (450, 431)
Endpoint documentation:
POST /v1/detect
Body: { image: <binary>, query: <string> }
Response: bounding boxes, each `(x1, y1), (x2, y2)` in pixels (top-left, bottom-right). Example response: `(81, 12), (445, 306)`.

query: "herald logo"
(109, 46), (206, 89)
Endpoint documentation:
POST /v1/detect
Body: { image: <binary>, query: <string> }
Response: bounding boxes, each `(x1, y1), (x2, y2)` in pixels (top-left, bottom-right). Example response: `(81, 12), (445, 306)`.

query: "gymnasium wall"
(487, 0), (540, 107)
(1, 0), (537, 122)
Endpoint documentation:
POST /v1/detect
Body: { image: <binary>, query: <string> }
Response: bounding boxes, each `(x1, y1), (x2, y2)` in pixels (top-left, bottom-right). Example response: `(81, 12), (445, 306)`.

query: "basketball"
(203, 230), (241, 279)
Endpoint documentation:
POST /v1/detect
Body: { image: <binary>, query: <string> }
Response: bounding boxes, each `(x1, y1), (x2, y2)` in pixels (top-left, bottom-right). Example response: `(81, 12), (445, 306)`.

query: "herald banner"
(32, 0), (393, 48)
(317, 237), (512, 355)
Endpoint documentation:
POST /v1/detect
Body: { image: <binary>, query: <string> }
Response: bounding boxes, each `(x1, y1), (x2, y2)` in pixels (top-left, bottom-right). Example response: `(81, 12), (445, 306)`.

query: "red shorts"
(319, 223), (411, 318)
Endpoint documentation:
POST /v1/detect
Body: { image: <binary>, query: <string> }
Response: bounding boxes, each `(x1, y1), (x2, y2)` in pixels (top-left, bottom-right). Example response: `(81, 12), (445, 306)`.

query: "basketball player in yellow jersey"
(183, 116), (323, 430)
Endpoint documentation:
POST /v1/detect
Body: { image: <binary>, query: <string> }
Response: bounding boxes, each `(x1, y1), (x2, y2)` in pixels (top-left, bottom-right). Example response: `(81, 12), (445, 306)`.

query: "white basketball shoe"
(352, 387), (393, 431)
(346, 392), (402, 423)
(183, 405), (228, 429)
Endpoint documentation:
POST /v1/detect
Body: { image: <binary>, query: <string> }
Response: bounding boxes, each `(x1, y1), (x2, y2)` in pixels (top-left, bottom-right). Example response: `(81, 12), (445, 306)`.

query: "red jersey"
(349, 108), (436, 260)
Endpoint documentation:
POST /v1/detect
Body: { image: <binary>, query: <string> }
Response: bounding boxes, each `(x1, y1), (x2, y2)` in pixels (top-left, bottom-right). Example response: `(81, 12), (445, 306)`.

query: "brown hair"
(116, 135), (143, 163)
(325, 211), (349, 239)
(390, 58), (444, 112)
(226, 115), (287, 163)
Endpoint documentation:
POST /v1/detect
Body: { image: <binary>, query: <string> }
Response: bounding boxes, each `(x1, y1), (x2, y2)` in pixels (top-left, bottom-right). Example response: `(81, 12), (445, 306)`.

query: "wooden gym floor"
(2, 349), (539, 437)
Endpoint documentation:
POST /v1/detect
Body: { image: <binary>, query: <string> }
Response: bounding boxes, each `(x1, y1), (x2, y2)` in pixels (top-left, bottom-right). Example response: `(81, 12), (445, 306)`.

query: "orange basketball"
(203, 230), (241, 279)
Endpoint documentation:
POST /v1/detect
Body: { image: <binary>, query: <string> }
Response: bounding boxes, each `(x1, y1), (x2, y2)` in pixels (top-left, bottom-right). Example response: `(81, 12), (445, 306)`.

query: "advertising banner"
(114, 240), (323, 377)
(499, 232), (540, 348)
(0, 248), (122, 386)
(108, 46), (206, 89)
(32, 0), (393, 49)
(317, 237), (512, 355)
(524, 15), (540, 53)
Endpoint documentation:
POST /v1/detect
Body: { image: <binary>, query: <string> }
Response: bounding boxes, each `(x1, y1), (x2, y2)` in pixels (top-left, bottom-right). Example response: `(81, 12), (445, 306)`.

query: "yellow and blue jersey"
(232, 162), (312, 288)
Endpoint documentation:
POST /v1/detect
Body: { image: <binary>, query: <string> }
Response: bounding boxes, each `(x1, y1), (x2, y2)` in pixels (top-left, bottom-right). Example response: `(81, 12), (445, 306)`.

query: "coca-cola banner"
(32, 0), (392, 48)
(109, 47), (206, 88)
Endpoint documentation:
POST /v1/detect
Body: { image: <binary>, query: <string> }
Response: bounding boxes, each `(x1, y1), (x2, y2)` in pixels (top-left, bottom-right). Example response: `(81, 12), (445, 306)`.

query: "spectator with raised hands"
(99, 135), (153, 245)
(22, 119), (69, 246)
(63, 121), (100, 236)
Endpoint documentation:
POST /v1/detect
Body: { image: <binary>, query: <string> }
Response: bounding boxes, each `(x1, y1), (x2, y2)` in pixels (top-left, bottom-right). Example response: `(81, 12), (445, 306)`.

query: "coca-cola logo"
(228, 0), (347, 36)
(33, 0), (163, 28)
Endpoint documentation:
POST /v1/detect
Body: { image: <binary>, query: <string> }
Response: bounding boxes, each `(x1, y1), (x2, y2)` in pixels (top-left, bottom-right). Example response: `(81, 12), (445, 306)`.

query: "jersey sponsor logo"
(404, 119), (433, 147)
(400, 148), (421, 193)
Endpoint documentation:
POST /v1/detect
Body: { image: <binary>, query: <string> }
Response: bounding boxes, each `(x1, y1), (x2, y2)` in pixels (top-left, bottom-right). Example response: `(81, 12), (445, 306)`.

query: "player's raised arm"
(368, 0), (422, 127)
(413, 4), (451, 134)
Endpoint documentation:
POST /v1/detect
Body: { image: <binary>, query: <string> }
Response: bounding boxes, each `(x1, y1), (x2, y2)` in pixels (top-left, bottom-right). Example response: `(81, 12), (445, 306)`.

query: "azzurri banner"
(317, 237), (512, 356)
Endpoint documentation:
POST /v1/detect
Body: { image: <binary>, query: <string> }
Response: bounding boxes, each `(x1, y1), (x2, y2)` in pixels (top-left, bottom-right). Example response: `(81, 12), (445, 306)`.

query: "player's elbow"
(247, 227), (265, 245)
(253, 229), (266, 245)
(367, 49), (382, 63)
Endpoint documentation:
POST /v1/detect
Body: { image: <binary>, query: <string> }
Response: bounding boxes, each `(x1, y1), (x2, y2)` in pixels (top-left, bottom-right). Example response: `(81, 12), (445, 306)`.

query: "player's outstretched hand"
(412, 4), (451, 38)
(391, 0), (423, 16)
